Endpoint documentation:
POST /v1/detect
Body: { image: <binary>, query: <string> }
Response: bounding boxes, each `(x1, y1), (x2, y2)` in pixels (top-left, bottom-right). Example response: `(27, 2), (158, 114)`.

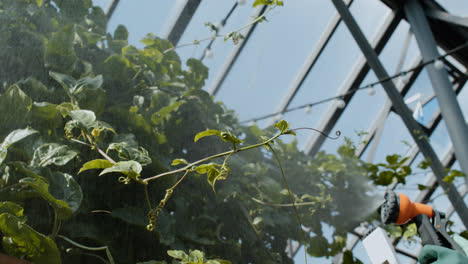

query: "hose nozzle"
(381, 191), (434, 225)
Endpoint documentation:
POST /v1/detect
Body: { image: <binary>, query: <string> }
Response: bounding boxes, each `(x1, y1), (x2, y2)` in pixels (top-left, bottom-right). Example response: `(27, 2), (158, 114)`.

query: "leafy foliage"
(0, 0), (432, 263)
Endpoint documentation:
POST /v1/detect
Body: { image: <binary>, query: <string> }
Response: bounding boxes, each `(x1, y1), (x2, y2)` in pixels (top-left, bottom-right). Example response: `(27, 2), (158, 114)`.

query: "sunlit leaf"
(171, 159), (188, 166)
(99, 161), (143, 183)
(79, 159), (114, 174)
(194, 130), (221, 142)
(219, 132), (243, 145)
(49, 71), (76, 94)
(56, 102), (75, 118)
(107, 142), (152, 166)
(0, 213), (61, 264)
(0, 128), (38, 166)
(167, 250), (188, 260)
(30, 143), (78, 167)
(0, 202), (24, 218)
(69, 109), (96, 130)
(274, 120), (289, 133)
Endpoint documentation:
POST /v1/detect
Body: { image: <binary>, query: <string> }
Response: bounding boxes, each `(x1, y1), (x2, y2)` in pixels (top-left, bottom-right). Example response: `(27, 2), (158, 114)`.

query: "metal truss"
(208, 5), (267, 96)
(303, 8), (402, 155)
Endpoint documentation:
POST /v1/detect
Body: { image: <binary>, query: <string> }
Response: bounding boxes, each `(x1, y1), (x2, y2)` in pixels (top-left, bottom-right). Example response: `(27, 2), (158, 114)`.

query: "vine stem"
(85, 134), (117, 164)
(251, 197), (318, 207)
(168, 170), (190, 191)
(51, 210), (60, 239)
(163, 6), (274, 53)
(144, 184), (152, 211)
(57, 235), (115, 264)
(142, 132), (282, 183)
(269, 146), (308, 264)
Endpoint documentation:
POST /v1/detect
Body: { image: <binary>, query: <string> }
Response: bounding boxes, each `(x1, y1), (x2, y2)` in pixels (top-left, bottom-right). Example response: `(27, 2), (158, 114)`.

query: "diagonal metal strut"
(331, 0), (468, 227)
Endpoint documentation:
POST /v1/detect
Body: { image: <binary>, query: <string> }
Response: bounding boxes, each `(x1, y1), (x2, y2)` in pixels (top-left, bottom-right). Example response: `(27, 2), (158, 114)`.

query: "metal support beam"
(105, 0), (120, 20)
(403, 0), (468, 183)
(425, 9), (468, 28)
(331, 0), (468, 227)
(340, 74), (467, 258)
(208, 5), (267, 96)
(269, 0), (353, 126)
(303, 9), (401, 155)
(355, 56), (423, 159)
(163, 0), (202, 46)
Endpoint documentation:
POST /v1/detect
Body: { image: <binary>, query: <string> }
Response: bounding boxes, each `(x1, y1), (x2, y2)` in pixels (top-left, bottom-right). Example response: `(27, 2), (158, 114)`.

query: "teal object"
(454, 234), (468, 256)
(418, 245), (468, 264)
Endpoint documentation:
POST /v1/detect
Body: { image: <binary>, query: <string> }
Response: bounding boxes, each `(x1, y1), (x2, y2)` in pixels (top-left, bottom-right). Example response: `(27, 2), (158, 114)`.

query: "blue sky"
(91, 0), (468, 263)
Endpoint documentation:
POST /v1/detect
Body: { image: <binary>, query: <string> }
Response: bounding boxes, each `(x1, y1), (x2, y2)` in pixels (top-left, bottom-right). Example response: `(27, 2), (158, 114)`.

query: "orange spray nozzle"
(381, 191), (434, 225)
(395, 193), (434, 225)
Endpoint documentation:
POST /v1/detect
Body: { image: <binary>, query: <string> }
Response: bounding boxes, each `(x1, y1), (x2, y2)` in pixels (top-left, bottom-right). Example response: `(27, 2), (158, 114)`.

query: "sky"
(91, 0), (468, 263)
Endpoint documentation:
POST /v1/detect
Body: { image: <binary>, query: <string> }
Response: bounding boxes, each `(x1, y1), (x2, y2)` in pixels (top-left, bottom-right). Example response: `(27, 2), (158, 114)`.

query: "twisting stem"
(269, 146), (308, 264)
(168, 170), (190, 191)
(291, 128), (341, 139)
(142, 132), (282, 183)
(163, 6), (274, 53)
(85, 134), (116, 164)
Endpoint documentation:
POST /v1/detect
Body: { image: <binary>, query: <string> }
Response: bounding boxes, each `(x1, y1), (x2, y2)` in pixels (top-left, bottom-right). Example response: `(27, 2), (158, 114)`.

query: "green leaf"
(114, 25), (129, 41)
(0, 213), (61, 264)
(30, 102), (62, 129)
(207, 165), (229, 193)
(107, 142), (152, 166)
(274, 120), (290, 133)
(253, 216), (263, 226)
(386, 154), (399, 165)
(111, 207), (146, 227)
(418, 158), (431, 169)
(150, 101), (185, 126)
(30, 143), (78, 167)
(79, 159), (114, 174)
(219, 132), (243, 145)
(167, 250), (188, 260)
(194, 163), (217, 174)
(417, 184), (428, 191)
(137, 261), (167, 264)
(36, 0), (44, 6)
(75, 87), (106, 115)
(49, 71), (76, 95)
(207, 167), (221, 190)
(74, 75), (104, 92)
(45, 24), (77, 72)
(0, 202), (24, 218)
(47, 171), (83, 214)
(69, 109), (97, 130)
(402, 223), (418, 240)
(19, 177), (72, 220)
(0, 128), (38, 166)
(99, 161), (143, 182)
(253, 0), (271, 7)
(0, 86), (32, 131)
(172, 159), (188, 166)
(194, 130), (222, 142)
(56, 102), (75, 118)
